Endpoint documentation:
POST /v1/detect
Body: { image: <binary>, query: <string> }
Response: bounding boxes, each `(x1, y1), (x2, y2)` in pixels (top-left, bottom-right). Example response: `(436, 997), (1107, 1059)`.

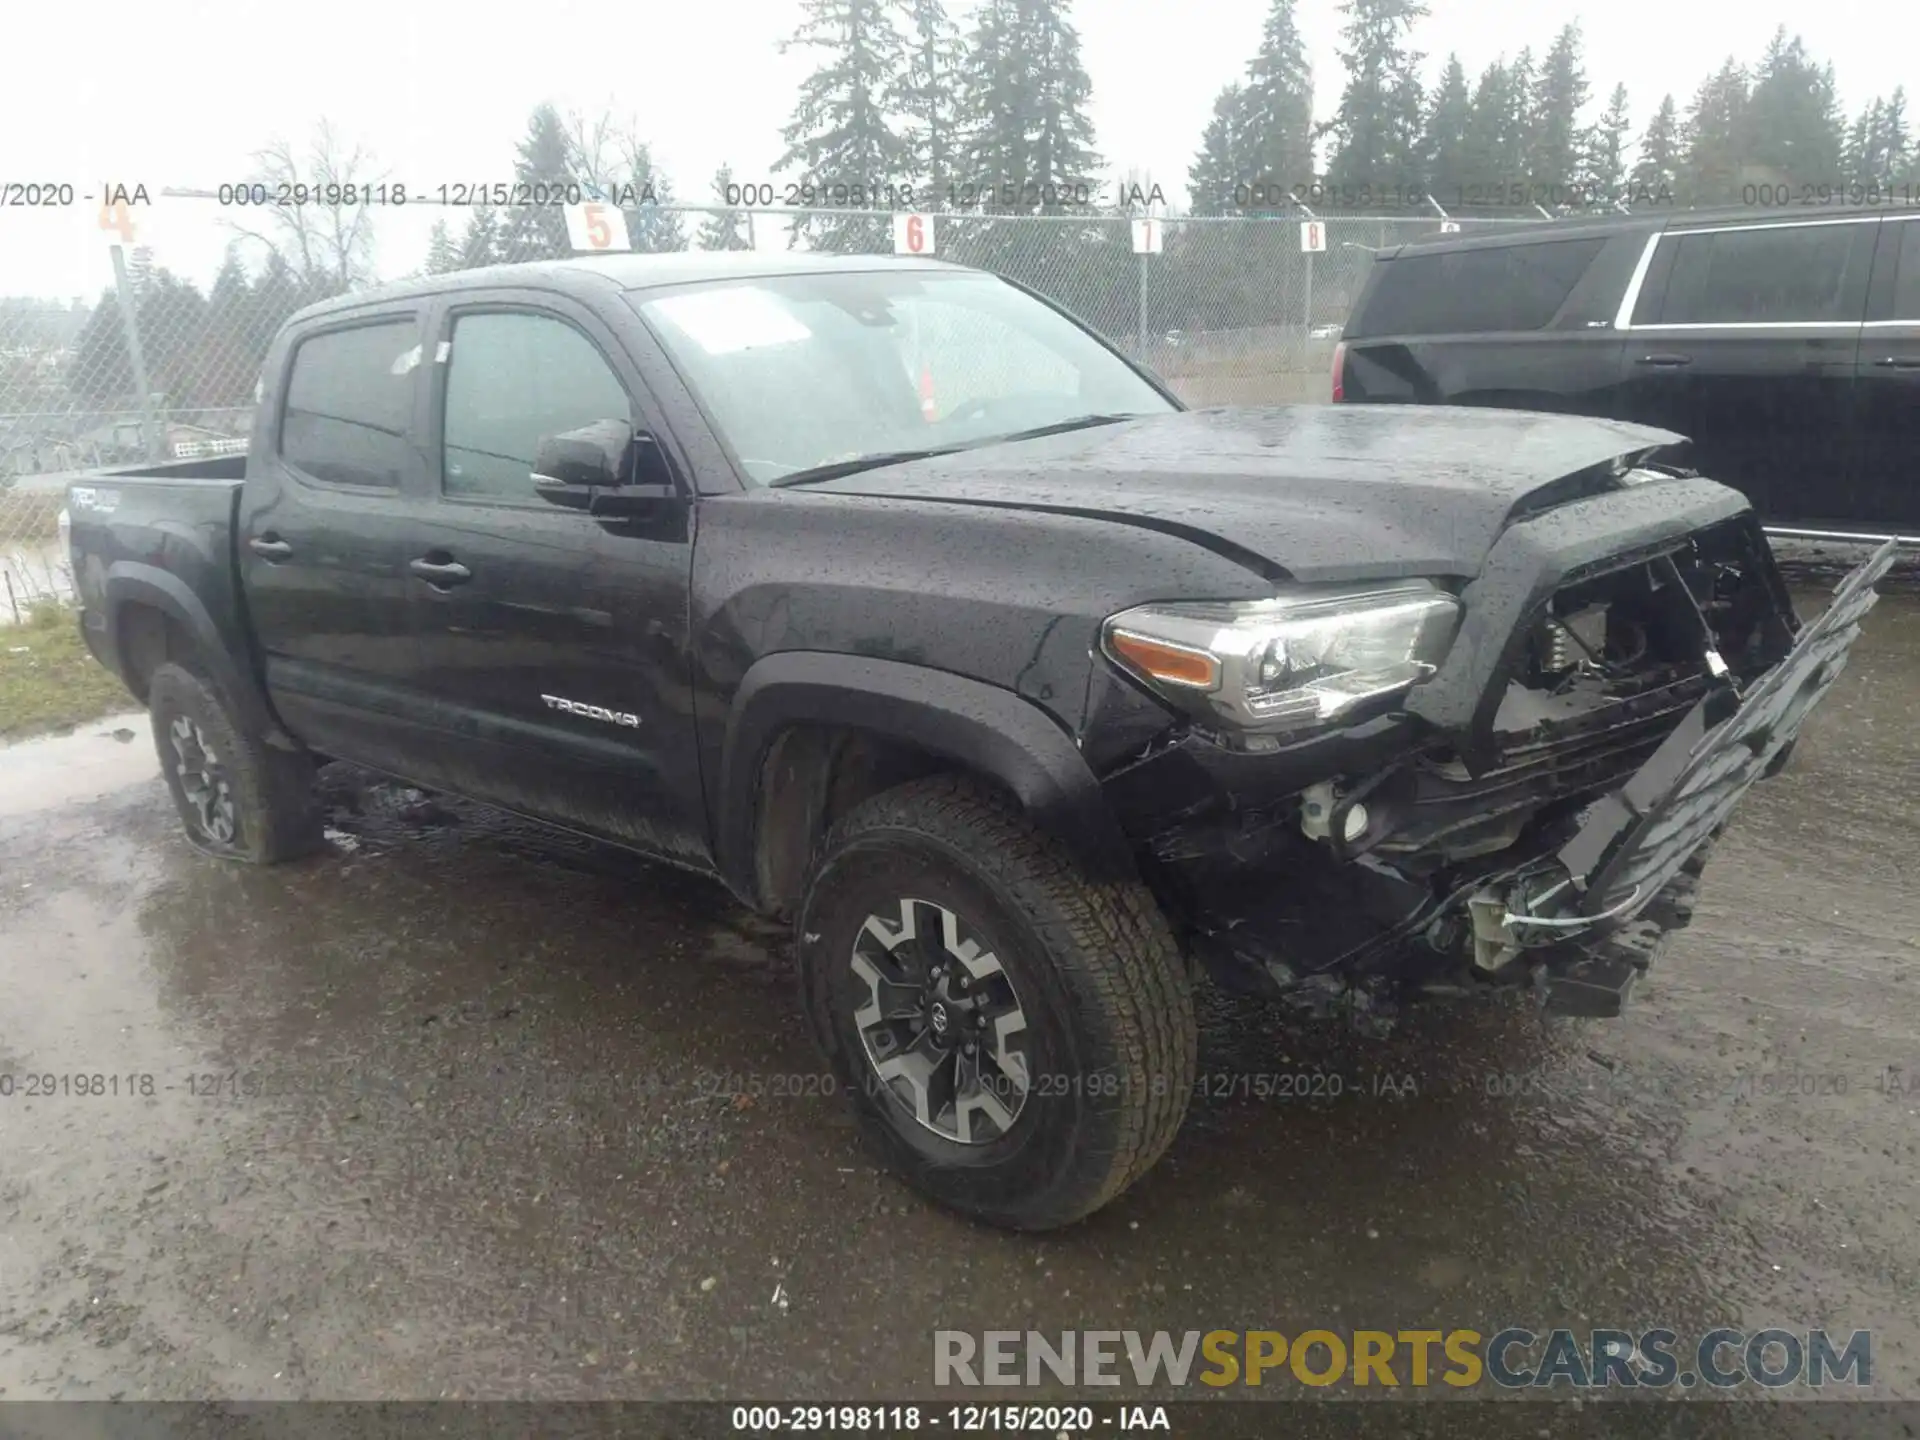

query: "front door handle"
(409, 557), (473, 587)
(1635, 353), (1693, 367)
(248, 535), (293, 561)
(1872, 356), (1920, 369)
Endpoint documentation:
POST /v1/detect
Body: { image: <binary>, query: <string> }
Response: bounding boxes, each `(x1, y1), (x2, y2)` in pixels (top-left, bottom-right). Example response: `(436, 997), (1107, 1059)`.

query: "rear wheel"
(798, 776), (1195, 1230)
(147, 662), (323, 864)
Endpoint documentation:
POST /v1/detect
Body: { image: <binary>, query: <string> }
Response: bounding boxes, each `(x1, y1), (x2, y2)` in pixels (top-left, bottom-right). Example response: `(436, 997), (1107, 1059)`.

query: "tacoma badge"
(539, 694), (641, 728)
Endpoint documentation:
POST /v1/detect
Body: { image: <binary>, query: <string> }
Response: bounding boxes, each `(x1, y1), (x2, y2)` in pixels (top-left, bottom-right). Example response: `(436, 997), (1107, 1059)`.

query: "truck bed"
(65, 461), (250, 704)
(88, 453), (249, 484)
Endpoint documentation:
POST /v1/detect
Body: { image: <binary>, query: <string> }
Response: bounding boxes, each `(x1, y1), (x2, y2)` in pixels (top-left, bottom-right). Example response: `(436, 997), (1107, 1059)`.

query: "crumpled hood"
(805, 405), (1689, 583)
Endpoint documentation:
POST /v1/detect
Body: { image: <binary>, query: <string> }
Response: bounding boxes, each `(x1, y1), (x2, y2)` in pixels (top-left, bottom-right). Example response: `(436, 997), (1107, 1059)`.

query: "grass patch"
(0, 602), (136, 742)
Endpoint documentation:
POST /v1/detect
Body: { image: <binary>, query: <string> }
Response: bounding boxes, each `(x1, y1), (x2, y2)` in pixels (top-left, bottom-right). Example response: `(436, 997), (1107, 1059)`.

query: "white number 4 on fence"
(565, 202), (631, 253)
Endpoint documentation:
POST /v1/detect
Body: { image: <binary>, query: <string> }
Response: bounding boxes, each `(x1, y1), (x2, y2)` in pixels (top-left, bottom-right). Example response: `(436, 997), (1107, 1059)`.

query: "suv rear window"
(1638, 222), (1876, 325)
(280, 319), (419, 489)
(1352, 237), (1605, 337)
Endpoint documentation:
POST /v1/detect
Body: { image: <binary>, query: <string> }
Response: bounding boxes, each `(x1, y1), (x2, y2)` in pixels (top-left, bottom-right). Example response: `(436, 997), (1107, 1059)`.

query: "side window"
(1653, 223), (1875, 325)
(441, 311), (632, 502)
(1351, 238), (1605, 336)
(1891, 220), (1920, 321)
(279, 320), (419, 489)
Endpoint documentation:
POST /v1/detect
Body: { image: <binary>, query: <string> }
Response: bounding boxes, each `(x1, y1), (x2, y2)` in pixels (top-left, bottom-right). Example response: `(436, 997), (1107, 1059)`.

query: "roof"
(291, 250), (966, 325)
(1386, 202), (1912, 259)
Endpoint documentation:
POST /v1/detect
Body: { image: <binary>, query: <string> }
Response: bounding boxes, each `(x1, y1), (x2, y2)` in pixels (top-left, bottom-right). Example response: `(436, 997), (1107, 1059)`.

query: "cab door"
(1854, 214), (1920, 531)
(238, 307), (443, 772)
(401, 290), (709, 865)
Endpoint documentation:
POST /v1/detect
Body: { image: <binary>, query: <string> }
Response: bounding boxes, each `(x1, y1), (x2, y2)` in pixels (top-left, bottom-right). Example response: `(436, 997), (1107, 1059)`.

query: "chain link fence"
(0, 199), (1543, 617)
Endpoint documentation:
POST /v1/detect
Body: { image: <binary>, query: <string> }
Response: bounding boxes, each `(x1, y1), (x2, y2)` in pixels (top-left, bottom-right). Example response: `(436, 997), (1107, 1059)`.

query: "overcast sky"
(0, 0), (1902, 302)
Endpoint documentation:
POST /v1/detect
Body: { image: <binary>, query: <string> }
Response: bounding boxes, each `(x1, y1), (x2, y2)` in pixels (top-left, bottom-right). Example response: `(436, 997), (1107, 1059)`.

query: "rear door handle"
(248, 535), (293, 561)
(409, 557), (473, 587)
(1872, 356), (1920, 369)
(1635, 353), (1693, 367)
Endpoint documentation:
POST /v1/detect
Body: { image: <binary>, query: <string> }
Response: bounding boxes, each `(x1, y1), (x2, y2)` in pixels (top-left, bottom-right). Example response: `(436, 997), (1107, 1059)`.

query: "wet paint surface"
(2, 594), (1917, 1405)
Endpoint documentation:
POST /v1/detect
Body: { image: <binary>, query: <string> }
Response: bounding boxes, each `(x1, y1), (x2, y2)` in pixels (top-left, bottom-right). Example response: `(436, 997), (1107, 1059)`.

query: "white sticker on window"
(651, 288), (811, 355)
(435, 340), (451, 363)
(391, 343), (423, 375)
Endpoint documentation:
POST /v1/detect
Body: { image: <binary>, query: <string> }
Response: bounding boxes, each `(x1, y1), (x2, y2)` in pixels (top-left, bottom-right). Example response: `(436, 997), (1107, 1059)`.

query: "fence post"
(109, 244), (164, 463)
(1136, 250), (1148, 356)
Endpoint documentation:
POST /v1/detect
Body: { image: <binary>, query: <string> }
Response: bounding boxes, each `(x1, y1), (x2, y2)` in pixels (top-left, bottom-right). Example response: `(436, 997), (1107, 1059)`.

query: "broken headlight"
(1102, 582), (1460, 735)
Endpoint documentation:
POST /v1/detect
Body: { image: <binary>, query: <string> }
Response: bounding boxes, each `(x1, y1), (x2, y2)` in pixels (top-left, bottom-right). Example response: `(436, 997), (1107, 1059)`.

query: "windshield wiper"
(766, 414), (1144, 489)
(984, 412), (1141, 443)
(768, 447), (964, 487)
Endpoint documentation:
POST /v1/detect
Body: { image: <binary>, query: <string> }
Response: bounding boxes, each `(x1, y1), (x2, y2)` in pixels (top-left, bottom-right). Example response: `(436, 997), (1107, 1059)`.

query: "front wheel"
(798, 776), (1196, 1230)
(147, 662), (323, 864)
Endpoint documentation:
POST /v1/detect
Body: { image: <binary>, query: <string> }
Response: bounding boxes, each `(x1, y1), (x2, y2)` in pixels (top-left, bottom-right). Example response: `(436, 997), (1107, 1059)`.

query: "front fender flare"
(716, 651), (1135, 904)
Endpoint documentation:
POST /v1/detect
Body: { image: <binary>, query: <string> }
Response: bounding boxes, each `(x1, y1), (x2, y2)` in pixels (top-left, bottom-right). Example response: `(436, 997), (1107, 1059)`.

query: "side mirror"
(532, 420), (677, 515)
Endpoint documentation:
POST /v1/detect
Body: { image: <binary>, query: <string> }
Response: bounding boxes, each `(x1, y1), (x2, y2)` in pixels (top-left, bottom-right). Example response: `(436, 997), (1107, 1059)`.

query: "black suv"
(1335, 206), (1920, 532)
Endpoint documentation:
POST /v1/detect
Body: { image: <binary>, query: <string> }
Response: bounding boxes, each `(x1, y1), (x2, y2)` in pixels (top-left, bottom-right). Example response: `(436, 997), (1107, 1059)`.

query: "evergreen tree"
(502, 104), (576, 261)
(457, 206), (503, 270)
(1237, 0), (1316, 196)
(204, 245), (258, 406)
(619, 142), (687, 253)
(776, 0), (911, 248)
(1419, 54), (1473, 200)
(697, 165), (754, 249)
(1884, 89), (1914, 179)
(1529, 24), (1588, 198)
(247, 251), (310, 359)
(1188, 84), (1251, 215)
(1843, 99), (1882, 181)
(1631, 94), (1681, 196)
(1579, 83), (1632, 206)
(1679, 58), (1752, 204)
(68, 269), (210, 410)
(891, 0), (964, 206)
(953, 0), (1104, 215)
(1743, 30), (1843, 191)
(1500, 46), (1537, 193)
(424, 220), (460, 274)
(1459, 60), (1514, 194)
(1322, 0), (1428, 195)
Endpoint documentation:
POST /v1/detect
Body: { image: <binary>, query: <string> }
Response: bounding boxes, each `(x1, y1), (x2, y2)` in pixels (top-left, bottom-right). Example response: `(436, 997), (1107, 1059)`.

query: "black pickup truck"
(67, 251), (1893, 1230)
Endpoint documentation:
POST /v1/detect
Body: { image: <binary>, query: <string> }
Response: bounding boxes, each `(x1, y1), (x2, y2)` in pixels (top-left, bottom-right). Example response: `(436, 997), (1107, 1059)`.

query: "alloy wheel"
(848, 897), (1033, 1145)
(168, 715), (239, 845)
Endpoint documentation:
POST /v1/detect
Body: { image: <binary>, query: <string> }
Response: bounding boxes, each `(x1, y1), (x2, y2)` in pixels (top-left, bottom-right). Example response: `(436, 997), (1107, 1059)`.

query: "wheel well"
(752, 725), (993, 921)
(116, 602), (199, 704)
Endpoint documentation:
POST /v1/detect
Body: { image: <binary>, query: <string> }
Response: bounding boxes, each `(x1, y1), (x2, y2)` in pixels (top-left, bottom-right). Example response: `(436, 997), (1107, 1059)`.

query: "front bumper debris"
(1528, 539), (1896, 1013)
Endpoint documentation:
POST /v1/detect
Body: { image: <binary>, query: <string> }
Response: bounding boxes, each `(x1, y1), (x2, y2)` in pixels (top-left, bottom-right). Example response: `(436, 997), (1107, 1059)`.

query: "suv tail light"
(1330, 341), (1346, 401)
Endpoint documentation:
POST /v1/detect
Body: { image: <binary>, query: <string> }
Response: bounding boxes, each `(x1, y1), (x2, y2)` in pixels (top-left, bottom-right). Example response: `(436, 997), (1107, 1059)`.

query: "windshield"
(631, 270), (1176, 484)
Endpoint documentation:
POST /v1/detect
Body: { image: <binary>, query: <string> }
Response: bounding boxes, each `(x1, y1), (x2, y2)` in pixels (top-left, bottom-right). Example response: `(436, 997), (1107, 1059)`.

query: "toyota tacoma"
(65, 251), (1893, 1230)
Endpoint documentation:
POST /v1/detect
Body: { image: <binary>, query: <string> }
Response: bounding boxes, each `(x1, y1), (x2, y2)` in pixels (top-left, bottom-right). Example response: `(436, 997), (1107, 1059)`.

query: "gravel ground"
(1, 591), (1916, 1433)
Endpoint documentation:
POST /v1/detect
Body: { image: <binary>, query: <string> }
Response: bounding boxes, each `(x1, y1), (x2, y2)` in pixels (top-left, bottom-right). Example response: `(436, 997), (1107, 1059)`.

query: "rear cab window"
(278, 318), (421, 488)
(1629, 220), (1877, 326)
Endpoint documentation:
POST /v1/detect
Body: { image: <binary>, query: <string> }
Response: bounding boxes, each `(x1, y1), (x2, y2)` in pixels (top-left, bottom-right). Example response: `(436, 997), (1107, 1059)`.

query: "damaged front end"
(1096, 470), (1896, 1026)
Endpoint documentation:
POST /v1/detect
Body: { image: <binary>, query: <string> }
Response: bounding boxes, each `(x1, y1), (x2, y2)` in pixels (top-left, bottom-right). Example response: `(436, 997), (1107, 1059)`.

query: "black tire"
(798, 775), (1196, 1231)
(147, 662), (323, 864)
